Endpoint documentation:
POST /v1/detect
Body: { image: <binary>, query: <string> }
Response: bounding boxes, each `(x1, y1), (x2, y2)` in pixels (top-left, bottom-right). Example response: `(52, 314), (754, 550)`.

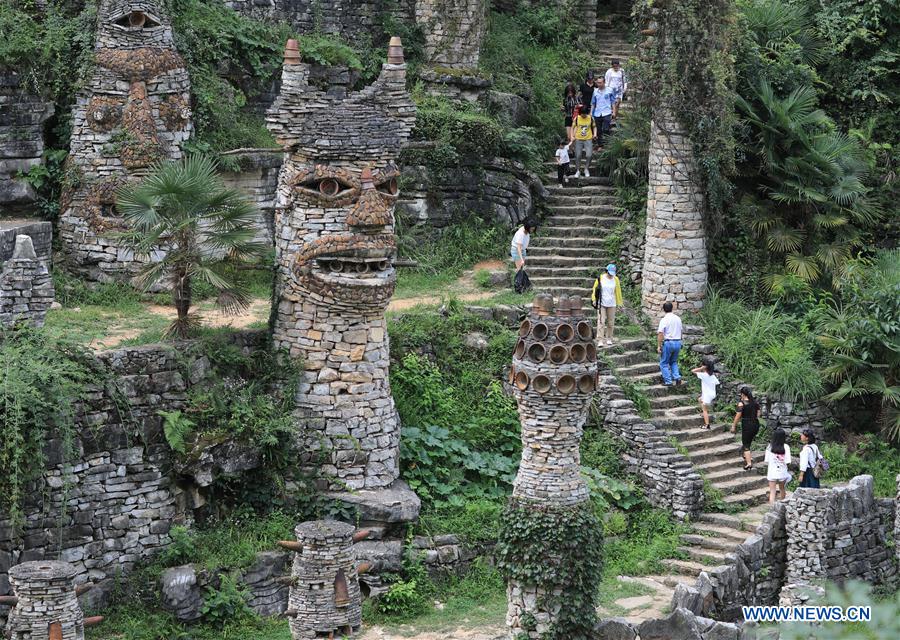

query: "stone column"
(504, 294), (600, 638)
(640, 109), (708, 320)
(282, 521), (362, 640)
(57, 0), (193, 283)
(4, 561), (85, 640)
(0, 235), (55, 329)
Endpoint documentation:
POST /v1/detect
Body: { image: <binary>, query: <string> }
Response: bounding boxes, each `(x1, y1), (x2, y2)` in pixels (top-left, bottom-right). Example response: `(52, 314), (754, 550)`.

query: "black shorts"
(741, 424), (759, 451)
(564, 116), (573, 127)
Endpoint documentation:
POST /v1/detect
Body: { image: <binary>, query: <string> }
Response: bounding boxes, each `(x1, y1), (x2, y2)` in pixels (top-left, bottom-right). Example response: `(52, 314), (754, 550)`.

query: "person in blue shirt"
(590, 77), (616, 148)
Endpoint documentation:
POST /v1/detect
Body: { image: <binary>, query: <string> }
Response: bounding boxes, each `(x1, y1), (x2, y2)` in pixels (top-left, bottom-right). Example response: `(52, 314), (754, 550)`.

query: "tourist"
(590, 263), (622, 346)
(510, 217), (537, 271)
(656, 301), (683, 386)
(579, 71), (595, 113)
(590, 76), (616, 148)
(731, 386), (761, 471)
(570, 106), (595, 178)
(604, 59), (627, 119)
(555, 139), (570, 187)
(764, 428), (791, 503)
(691, 357), (719, 429)
(563, 82), (580, 141)
(797, 428), (822, 489)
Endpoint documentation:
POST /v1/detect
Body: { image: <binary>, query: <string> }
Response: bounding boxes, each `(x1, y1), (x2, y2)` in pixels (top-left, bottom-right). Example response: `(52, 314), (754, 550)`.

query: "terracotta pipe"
(387, 36), (404, 64)
(277, 540), (303, 553)
(352, 529), (371, 543)
(357, 562), (374, 575)
(0, 595), (19, 606)
(83, 616), (104, 627)
(282, 608), (298, 618)
(75, 583), (94, 596)
(49, 622), (62, 640)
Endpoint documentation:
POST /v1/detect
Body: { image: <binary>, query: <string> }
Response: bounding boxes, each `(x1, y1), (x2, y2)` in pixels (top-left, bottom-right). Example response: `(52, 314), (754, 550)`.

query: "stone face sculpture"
(57, 0), (192, 282)
(505, 294), (600, 638)
(265, 38), (415, 492)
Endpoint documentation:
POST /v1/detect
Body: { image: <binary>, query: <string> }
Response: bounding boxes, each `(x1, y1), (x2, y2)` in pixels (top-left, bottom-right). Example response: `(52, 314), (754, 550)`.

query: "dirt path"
(359, 625), (504, 640)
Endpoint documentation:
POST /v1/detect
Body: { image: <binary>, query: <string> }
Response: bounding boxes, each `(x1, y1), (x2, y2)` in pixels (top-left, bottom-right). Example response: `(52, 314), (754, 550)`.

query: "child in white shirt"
(555, 140), (570, 186)
(764, 428), (792, 503)
(691, 359), (719, 429)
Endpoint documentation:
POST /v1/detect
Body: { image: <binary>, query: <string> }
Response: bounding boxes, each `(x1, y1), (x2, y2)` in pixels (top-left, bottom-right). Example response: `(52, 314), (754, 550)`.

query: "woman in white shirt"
(764, 428), (791, 503)
(510, 218), (538, 271)
(797, 428), (822, 489)
(691, 358), (719, 430)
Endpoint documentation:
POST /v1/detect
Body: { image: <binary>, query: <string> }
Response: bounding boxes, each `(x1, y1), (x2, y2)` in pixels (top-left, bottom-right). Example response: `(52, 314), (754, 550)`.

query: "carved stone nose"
(346, 167), (393, 229)
(120, 81), (163, 170)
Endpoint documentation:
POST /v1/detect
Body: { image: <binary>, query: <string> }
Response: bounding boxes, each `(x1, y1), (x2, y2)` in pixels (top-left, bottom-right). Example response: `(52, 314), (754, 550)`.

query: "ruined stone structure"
(781, 475), (897, 604)
(0, 235), (55, 329)
(283, 521), (362, 639)
(265, 38), (415, 492)
(57, 0), (192, 282)
(0, 73), (54, 214)
(3, 561), (85, 640)
(415, 0), (487, 70)
(640, 12), (708, 320)
(505, 294), (599, 637)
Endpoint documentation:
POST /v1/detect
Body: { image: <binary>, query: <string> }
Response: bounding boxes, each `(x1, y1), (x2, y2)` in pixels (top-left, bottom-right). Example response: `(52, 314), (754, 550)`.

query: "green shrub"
(602, 508), (688, 578)
(371, 578), (429, 618)
(417, 499), (503, 543)
(581, 421), (627, 479)
(818, 437), (898, 498)
(396, 214), (507, 280)
(411, 96), (504, 159)
(200, 574), (252, 627)
(52, 271), (143, 309)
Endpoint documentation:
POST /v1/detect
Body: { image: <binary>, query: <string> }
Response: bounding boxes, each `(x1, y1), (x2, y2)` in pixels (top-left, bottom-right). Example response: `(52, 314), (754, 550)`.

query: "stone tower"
(57, 0), (192, 282)
(640, 8), (708, 320)
(265, 38), (415, 493)
(3, 561), (91, 640)
(504, 294), (600, 638)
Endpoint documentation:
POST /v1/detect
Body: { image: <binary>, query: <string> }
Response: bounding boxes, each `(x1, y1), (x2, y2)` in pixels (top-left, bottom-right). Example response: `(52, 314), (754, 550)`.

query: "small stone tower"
(282, 521), (362, 639)
(0, 235), (55, 329)
(4, 561), (85, 640)
(57, 0), (192, 282)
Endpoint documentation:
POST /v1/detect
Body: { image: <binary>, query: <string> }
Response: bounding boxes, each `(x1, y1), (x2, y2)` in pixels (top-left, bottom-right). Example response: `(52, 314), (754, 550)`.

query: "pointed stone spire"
(387, 36), (404, 65)
(11, 235), (37, 261)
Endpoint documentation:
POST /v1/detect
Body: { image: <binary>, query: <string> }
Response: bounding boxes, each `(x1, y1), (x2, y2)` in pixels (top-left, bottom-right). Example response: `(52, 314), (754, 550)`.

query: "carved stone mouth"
(315, 257), (392, 275)
(295, 235), (396, 289)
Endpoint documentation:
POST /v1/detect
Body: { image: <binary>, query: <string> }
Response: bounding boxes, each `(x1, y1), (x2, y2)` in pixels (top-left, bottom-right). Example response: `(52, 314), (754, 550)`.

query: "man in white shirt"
(590, 77), (616, 147)
(656, 301), (683, 386)
(605, 59), (627, 118)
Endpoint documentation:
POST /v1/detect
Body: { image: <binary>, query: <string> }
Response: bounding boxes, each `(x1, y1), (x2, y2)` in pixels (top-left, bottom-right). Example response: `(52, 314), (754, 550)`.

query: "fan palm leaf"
(766, 224), (805, 252)
(785, 252), (821, 282)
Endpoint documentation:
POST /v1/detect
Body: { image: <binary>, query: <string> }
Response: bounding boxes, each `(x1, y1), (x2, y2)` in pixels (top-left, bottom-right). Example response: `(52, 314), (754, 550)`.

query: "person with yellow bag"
(591, 263), (623, 346)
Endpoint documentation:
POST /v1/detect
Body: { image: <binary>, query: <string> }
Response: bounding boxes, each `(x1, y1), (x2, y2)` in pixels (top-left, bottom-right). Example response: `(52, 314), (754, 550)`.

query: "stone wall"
(0, 221), (52, 263)
(641, 108), (708, 320)
(594, 371), (705, 520)
(0, 235), (55, 329)
(416, 0), (487, 70)
(781, 475), (897, 603)
(218, 150), (283, 247)
(595, 608), (743, 640)
(0, 332), (267, 605)
(0, 73), (54, 214)
(398, 157), (547, 229)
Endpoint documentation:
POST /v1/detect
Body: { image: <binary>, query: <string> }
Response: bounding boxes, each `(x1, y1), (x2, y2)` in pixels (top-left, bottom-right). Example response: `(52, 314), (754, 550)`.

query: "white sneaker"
(585, 169), (591, 177)
(574, 171), (582, 178)
(606, 339), (612, 345)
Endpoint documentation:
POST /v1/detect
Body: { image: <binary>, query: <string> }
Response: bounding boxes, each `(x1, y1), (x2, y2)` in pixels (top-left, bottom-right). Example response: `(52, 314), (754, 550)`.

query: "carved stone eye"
(114, 11), (161, 29)
(93, 110), (105, 122)
(319, 179), (340, 197)
(180, 107), (191, 120)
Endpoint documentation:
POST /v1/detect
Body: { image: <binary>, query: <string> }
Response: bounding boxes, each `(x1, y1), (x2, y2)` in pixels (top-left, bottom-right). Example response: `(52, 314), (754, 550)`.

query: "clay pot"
(514, 339), (526, 359)
(518, 319), (532, 337)
(586, 344), (597, 362)
(532, 375), (551, 394)
(533, 294), (554, 316)
(387, 36), (405, 64)
(532, 322), (549, 340)
(556, 323), (574, 342)
(577, 320), (593, 341)
(549, 345), (568, 364)
(284, 39), (301, 64)
(557, 375), (576, 395)
(569, 343), (587, 363)
(515, 371), (530, 390)
(528, 342), (546, 363)
(578, 374), (596, 394)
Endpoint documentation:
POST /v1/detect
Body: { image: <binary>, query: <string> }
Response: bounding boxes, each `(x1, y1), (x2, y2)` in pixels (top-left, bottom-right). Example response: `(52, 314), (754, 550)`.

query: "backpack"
(812, 444), (829, 478)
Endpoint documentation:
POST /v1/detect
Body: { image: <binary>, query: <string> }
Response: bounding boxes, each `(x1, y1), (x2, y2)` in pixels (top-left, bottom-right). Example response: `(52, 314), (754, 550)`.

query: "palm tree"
(116, 155), (268, 338)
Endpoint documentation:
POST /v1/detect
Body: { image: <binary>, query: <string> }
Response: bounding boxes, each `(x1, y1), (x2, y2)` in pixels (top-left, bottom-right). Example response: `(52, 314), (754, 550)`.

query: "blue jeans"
(659, 340), (682, 385)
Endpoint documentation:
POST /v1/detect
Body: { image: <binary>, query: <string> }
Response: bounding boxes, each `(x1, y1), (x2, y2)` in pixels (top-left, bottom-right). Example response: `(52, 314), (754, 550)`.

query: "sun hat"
(606, 263), (616, 275)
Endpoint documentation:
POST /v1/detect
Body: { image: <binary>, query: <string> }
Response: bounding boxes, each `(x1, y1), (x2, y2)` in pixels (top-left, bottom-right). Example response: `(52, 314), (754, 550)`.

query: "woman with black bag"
(511, 218), (537, 293)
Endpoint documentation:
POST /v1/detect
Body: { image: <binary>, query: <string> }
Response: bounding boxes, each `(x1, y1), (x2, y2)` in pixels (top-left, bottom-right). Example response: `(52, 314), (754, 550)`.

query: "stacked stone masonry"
(4, 561), (85, 640)
(641, 110), (708, 320)
(595, 370), (705, 521)
(265, 40), (415, 491)
(505, 294), (598, 639)
(0, 74), (54, 214)
(415, 0), (487, 70)
(57, 0), (193, 282)
(219, 150), (284, 247)
(0, 235), (55, 329)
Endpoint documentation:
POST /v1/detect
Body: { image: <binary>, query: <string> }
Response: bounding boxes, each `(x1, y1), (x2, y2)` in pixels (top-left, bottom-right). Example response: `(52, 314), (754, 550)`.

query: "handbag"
(812, 445), (829, 478)
(514, 268), (531, 294)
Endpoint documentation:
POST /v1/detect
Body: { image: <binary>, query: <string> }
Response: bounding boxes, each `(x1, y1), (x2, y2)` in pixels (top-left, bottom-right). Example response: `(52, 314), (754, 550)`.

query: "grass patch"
(597, 577), (656, 617)
(43, 304), (171, 346)
(807, 437), (898, 498)
(416, 499), (503, 543)
(602, 508), (689, 578)
(91, 608), (289, 640)
(617, 376), (653, 419)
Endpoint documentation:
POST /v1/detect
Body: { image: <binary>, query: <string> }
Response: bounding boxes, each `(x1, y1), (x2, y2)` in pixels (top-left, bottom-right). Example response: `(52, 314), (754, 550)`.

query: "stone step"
(600, 338), (646, 352)
(641, 383), (692, 398)
(695, 453), (764, 476)
(642, 574), (696, 589)
(722, 490), (769, 509)
(696, 512), (746, 530)
(676, 546), (729, 566)
(689, 524), (750, 544)
(682, 442), (745, 465)
(680, 430), (735, 450)
(546, 194), (617, 206)
(670, 425), (729, 443)
(529, 235), (606, 248)
(542, 174), (611, 187)
(712, 475), (770, 498)
(660, 558), (716, 577)
(528, 266), (605, 278)
(545, 184), (614, 196)
(526, 258), (607, 270)
(653, 404), (707, 417)
(541, 213), (621, 227)
(702, 464), (763, 485)
(648, 393), (696, 409)
(614, 361), (660, 376)
(545, 204), (620, 217)
(679, 534), (737, 552)
(658, 415), (722, 432)
(527, 246), (606, 259)
(529, 278), (595, 291)
(530, 224), (617, 238)
(605, 349), (647, 367)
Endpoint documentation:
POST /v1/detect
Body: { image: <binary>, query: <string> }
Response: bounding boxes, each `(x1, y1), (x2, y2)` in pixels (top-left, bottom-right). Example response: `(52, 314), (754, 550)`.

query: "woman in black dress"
(731, 386), (761, 471)
(563, 82), (579, 142)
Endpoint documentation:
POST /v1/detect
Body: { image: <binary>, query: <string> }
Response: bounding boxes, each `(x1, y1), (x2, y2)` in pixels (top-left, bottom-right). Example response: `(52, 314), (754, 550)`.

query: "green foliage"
(297, 33), (363, 70)
(200, 574), (252, 627)
(51, 271), (143, 309)
(602, 507), (688, 578)
(778, 581), (900, 640)
(598, 106), (651, 187)
(497, 501), (603, 639)
(116, 155), (269, 338)
(407, 95), (505, 164)
(417, 499), (503, 543)
(812, 250), (900, 440)
(160, 410), (193, 455)
(581, 421), (627, 479)
(170, 0), (291, 152)
(616, 376), (652, 418)
(816, 437), (898, 498)
(0, 327), (97, 526)
(371, 578), (429, 618)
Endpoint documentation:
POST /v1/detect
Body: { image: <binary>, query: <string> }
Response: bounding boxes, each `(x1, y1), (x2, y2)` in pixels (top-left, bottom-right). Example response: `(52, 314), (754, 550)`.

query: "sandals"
(744, 464), (753, 471)
(703, 422), (711, 430)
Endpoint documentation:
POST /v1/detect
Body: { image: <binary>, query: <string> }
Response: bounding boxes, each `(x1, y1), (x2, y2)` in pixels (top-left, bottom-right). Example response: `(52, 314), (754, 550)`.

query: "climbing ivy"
(634, 0), (739, 230)
(496, 500), (603, 640)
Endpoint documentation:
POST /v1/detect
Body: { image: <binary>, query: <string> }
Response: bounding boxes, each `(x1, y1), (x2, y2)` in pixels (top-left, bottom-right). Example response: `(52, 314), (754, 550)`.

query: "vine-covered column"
(637, 0), (737, 320)
(498, 294), (602, 640)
